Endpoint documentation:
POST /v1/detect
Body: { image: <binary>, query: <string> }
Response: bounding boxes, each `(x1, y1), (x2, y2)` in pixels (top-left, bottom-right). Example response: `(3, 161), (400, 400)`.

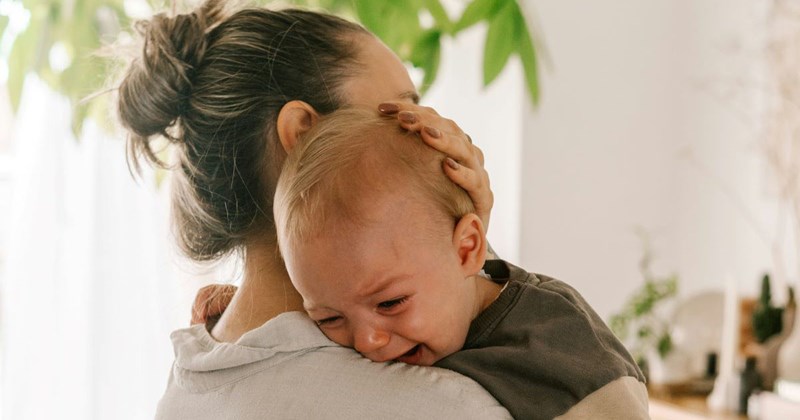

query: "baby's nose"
(353, 327), (390, 358)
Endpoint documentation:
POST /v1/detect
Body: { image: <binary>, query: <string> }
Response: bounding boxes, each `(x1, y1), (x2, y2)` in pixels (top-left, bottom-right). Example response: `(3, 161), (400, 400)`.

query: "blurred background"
(1, 0), (799, 419)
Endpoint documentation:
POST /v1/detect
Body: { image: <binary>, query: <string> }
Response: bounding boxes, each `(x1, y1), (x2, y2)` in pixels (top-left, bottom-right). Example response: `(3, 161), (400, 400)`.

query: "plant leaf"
(354, 0), (421, 57)
(0, 15), (9, 38)
(482, 0), (516, 86)
(454, 0), (503, 34)
(71, 102), (89, 138)
(329, 0), (356, 13)
(353, 0), (392, 40)
(409, 29), (441, 95)
(423, 0), (452, 33)
(7, 11), (45, 112)
(609, 315), (628, 339)
(657, 333), (673, 358)
(637, 326), (653, 339)
(513, 2), (540, 104)
(387, 1), (423, 58)
(64, 55), (107, 137)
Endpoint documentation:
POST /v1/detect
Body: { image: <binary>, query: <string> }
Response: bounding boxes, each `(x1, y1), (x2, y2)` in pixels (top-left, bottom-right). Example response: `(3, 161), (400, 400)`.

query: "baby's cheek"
(443, 316), (471, 351)
(320, 328), (351, 348)
(402, 310), (431, 336)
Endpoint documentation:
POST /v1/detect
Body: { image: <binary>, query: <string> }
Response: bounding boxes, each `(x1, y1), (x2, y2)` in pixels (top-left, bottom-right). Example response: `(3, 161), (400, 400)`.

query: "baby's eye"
(378, 297), (408, 310)
(316, 316), (342, 326)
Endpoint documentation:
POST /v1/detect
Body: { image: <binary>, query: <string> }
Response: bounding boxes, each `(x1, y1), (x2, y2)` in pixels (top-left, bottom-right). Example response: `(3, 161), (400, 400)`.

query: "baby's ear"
(452, 213), (487, 276)
(276, 100), (320, 152)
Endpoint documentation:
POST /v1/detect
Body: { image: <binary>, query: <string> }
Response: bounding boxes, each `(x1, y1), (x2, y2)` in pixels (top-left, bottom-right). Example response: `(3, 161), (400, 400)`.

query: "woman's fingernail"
(446, 157), (459, 170)
(399, 111), (417, 123)
(378, 103), (400, 114)
(424, 126), (441, 138)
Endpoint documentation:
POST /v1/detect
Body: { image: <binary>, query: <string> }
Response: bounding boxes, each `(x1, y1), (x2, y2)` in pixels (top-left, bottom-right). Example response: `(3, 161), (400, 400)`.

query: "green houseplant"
(0, 0), (543, 136)
(609, 231), (679, 377)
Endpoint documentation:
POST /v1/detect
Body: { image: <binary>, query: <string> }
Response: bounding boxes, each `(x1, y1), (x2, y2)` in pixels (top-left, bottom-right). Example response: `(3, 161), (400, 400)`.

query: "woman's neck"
(210, 240), (304, 343)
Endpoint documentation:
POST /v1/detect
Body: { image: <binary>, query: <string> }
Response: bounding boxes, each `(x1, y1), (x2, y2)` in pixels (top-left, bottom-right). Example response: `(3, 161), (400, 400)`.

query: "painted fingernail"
(424, 126), (441, 138)
(446, 157), (459, 170)
(378, 103), (399, 114)
(399, 111), (417, 123)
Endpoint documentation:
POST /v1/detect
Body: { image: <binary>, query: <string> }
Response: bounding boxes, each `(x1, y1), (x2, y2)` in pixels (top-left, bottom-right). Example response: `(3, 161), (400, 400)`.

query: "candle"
(708, 274), (740, 411)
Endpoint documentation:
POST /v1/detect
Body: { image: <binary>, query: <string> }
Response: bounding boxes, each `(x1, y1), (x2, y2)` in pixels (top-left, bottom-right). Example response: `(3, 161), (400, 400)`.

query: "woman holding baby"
(116, 1), (648, 418)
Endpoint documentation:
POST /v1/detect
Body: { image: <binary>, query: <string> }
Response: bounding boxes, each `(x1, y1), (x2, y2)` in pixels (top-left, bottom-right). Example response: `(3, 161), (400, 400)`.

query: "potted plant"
(609, 231), (679, 382)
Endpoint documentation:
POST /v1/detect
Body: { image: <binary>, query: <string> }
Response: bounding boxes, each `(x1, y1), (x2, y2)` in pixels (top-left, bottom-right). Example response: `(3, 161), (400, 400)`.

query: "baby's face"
(282, 190), (481, 366)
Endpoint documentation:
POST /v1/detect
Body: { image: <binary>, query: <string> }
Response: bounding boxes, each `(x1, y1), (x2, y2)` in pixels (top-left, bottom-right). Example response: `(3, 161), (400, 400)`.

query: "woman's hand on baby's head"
(378, 102), (494, 231)
(190, 284), (238, 326)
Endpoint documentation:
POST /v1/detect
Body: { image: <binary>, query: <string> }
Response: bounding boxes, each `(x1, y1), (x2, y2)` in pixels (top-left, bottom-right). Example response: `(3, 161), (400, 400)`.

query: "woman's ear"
(452, 213), (487, 276)
(276, 100), (320, 152)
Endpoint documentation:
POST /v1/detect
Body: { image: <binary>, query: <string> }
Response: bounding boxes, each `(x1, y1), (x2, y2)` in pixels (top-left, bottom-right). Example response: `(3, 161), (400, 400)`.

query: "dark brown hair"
(116, 0), (367, 261)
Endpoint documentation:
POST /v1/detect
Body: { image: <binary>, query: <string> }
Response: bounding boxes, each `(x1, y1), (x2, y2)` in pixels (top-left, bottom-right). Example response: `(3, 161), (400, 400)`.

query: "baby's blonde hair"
(274, 108), (475, 248)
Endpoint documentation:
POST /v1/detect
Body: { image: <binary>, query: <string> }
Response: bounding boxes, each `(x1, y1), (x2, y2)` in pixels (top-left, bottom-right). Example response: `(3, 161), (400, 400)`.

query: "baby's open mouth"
(402, 345), (420, 357)
(397, 344), (422, 364)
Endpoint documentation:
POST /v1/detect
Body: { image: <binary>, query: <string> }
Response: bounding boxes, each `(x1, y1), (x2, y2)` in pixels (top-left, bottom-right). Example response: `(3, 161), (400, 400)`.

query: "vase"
(647, 348), (691, 385)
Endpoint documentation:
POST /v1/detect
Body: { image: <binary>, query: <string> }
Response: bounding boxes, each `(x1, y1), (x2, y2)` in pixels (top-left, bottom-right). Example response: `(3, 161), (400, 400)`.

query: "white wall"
(520, 0), (785, 319)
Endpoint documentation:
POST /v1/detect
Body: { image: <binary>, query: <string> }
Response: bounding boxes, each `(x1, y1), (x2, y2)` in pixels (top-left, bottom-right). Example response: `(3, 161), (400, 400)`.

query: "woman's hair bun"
(117, 0), (229, 165)
(116, 1), (367, 262)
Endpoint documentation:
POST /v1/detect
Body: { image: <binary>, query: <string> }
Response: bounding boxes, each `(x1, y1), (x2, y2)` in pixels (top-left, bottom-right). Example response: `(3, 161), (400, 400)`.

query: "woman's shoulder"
(304, 347), (512, 418)
(159, 311), (511, 420)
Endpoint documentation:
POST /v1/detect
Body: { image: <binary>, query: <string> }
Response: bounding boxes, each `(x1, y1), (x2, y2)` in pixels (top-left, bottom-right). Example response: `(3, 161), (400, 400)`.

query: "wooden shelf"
(649, 387), (746, 420)
(650, 394), (746, 420)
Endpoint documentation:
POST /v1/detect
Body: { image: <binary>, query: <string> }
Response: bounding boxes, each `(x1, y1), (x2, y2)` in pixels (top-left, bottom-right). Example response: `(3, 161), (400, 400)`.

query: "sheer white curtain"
(1, 76), (194, 420)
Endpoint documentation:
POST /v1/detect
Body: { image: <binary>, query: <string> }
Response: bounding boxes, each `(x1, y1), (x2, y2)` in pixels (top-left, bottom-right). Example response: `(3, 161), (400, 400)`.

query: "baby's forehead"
(350, 125), (439, 175)
(327, 179), (432, 227)
(326, 127), (439, 197)
(325, 127), (457, 228)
